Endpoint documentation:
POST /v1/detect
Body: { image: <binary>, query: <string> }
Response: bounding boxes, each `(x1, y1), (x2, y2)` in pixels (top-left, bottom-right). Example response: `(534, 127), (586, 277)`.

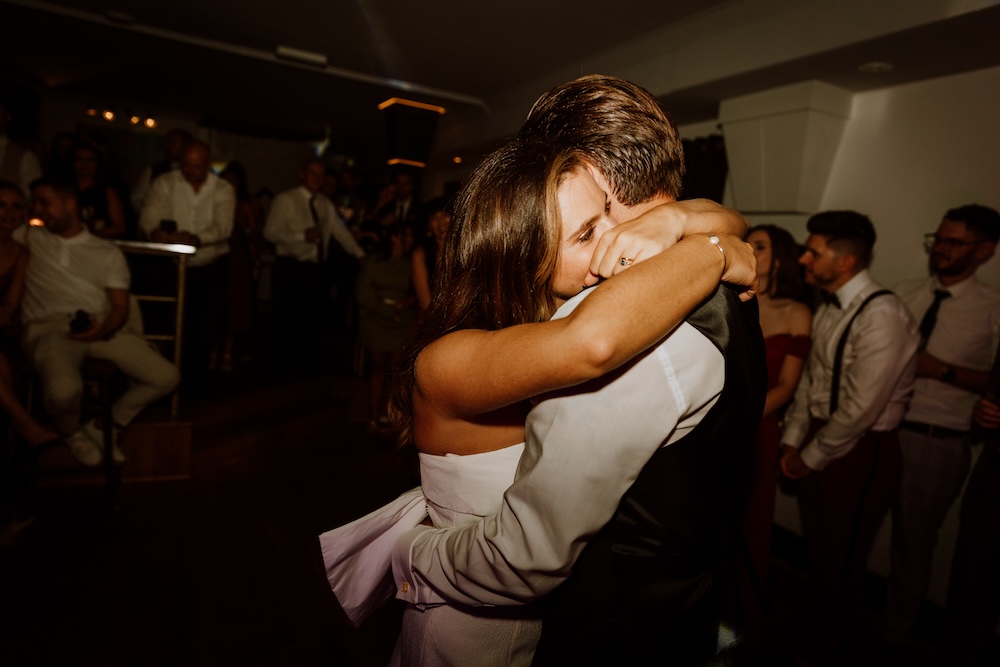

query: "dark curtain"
(681, 134), (728, 203)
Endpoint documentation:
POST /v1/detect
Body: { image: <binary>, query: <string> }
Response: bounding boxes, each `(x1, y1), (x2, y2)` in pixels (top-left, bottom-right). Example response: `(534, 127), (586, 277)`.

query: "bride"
(320, 138), (755, 665)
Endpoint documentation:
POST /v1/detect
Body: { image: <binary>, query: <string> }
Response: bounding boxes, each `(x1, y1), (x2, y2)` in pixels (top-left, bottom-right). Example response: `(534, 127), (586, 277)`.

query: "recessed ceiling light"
(858, 61), (894, 73)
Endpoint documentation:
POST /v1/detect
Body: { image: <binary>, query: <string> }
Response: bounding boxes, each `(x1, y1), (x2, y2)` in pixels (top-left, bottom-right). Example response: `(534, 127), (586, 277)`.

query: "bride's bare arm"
(416, 233), (755, 420)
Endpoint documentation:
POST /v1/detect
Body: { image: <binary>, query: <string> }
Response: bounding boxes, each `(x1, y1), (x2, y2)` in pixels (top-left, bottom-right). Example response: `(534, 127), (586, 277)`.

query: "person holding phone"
(21, 178), (178, 465)
(139, 140), (234, 393)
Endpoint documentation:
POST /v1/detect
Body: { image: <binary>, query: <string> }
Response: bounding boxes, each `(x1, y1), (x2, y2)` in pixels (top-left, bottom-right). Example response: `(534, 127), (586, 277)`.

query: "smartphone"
(69, 309), (91, 334)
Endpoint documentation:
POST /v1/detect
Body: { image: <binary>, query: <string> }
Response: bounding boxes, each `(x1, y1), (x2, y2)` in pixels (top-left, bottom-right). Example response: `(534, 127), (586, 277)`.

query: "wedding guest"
(45, 131), (76, 181)
(0, 99), (42, 195)
(0, 180), (57, 447)
(71, 141), (126, 239)
(216, 162), (261, 371)
(139, 140), (234, 393)
(355, 223), (415, 428)
(23, 178), (179, 465)
(411, 197), (450, 314)
(738, 224), (812, 651)
(780, 211), (919, 665)
(131, 128), (191, 212)
(887, 204), (1000, 647)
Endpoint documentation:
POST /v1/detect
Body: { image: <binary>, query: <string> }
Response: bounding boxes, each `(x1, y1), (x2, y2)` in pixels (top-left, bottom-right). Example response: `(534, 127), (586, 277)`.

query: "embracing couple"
(321, 75), (767, 666)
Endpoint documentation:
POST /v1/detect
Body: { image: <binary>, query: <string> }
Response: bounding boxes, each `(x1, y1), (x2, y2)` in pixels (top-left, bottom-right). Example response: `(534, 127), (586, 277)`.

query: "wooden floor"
(1, 343), (418, 666)
(0, 336), (994, 666)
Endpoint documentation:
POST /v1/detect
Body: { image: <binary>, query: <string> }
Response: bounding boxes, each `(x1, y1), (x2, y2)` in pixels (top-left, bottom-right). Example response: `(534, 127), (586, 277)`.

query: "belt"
(900, 421), (969, 439)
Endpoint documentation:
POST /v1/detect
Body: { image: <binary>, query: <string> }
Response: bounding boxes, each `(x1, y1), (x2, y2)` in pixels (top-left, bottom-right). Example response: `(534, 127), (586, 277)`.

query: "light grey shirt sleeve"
(390, 313), (723, 607)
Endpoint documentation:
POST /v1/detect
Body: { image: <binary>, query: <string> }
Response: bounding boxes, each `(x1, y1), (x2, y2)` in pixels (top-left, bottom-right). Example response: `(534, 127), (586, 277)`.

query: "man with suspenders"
(780, 210), (919, 665)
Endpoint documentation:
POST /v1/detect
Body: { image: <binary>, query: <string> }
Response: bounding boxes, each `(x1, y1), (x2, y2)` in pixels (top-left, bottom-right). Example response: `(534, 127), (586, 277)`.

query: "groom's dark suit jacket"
(532, 285), (767, 666)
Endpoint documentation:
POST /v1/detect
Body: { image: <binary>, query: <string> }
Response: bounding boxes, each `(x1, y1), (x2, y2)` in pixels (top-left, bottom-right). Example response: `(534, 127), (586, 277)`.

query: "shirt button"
(401, 582), (410, 593)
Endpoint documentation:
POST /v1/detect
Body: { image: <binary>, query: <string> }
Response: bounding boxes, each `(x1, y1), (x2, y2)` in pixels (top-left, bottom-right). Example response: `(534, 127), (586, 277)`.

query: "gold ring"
(619, 257), (634, 267)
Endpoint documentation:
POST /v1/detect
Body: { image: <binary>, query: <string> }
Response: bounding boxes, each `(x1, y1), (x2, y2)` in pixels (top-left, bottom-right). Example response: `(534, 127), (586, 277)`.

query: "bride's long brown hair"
(388, 140), (582, 445)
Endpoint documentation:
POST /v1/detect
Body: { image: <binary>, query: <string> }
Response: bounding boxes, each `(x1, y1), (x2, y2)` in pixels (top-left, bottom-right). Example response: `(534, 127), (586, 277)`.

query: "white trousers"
(23, 315), (180, 435)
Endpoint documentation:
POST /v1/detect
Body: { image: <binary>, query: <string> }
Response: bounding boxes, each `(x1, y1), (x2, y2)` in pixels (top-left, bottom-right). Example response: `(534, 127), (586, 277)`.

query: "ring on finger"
(619, 256), (634, 267)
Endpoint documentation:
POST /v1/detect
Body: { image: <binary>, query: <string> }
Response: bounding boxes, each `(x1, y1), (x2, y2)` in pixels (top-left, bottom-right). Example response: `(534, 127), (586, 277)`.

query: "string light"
(84, 103), (157, 130)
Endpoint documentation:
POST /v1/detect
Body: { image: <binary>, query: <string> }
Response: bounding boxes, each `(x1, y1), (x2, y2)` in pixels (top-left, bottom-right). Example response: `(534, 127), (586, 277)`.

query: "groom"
(391, 75), (766, 665)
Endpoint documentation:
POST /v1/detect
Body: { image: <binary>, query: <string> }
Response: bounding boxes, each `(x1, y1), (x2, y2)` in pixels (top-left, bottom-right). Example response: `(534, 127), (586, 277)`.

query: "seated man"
(19, 178), (179, 466)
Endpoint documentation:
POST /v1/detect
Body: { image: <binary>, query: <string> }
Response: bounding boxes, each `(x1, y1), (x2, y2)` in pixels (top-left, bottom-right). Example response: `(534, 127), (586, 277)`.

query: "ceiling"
(0, 0), (731, 144)
(2, 0), (1000, 165)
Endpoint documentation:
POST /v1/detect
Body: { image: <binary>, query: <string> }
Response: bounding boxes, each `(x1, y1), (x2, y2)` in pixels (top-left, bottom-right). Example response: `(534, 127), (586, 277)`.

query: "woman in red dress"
(739, 224), (813, 642)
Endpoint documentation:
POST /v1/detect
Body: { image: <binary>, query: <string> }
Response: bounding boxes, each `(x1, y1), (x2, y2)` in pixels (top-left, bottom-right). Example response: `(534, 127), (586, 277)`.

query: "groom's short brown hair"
(519, 74), (685, 205)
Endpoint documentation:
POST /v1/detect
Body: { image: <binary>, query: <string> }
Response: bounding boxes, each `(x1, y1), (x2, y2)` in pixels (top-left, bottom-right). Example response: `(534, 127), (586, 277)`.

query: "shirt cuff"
(780, 421), (808, 449)
(391, 525), (447, 608)
(799, 440), (829, 471)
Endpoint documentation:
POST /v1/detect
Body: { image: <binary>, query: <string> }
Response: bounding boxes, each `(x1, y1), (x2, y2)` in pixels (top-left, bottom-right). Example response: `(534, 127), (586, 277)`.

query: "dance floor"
(0, 336), (991, 666)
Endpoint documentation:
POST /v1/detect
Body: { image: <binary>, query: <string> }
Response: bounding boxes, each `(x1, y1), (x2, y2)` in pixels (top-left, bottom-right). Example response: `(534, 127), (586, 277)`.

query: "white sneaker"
(66, 430), (101, 467)
(81, 420), (125, 465)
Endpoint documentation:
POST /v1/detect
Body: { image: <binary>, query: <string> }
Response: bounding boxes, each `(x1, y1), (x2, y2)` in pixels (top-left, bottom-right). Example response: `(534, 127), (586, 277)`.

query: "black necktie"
(309, 195), (324, 263)
(821, 291), (841, 309)
(918, 288), (951, 349)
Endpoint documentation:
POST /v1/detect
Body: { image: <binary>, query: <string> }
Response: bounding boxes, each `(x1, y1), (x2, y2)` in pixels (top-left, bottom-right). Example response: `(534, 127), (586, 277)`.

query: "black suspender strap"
(829, 289), (894, 414)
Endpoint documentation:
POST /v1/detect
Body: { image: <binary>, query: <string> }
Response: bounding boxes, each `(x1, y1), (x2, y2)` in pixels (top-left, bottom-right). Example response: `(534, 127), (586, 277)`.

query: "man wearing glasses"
(886, 204), (1000, 648)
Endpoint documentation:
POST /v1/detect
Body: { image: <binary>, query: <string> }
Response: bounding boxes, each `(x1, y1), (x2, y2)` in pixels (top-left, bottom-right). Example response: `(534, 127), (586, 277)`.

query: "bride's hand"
(713, 233), (759, 302)
(589, 199), (747, 278)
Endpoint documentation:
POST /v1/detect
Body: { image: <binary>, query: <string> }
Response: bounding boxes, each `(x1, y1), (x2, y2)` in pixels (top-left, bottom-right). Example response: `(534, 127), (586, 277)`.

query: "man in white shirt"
(0, 100), (42, 194)
(18, 179), (179, 466)
(780, 210), (919, 664)
(130, 128), (191, 212)
(886, 204), (1000, 645)
(264, 158), (364, 372)
(390, 75), (766, 665)
(139, 140), (234, 392)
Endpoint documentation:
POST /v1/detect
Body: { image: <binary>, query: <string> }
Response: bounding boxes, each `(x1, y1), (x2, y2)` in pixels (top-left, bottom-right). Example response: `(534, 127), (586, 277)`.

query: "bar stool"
(79, 357), (121, 512)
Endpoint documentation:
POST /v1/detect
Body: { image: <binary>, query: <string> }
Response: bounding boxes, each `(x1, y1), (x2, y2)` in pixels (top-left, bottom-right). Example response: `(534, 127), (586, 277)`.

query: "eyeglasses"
(924, 233), (978, 251)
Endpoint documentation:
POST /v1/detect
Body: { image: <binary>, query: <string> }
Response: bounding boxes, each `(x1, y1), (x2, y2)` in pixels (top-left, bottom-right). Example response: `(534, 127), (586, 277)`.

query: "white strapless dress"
(319, 443), (540, 666)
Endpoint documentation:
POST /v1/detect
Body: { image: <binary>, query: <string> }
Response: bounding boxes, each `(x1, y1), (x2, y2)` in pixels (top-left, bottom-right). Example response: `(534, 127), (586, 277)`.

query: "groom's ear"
(583, 162), (614, 199)
(583, 162), (629, 222)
